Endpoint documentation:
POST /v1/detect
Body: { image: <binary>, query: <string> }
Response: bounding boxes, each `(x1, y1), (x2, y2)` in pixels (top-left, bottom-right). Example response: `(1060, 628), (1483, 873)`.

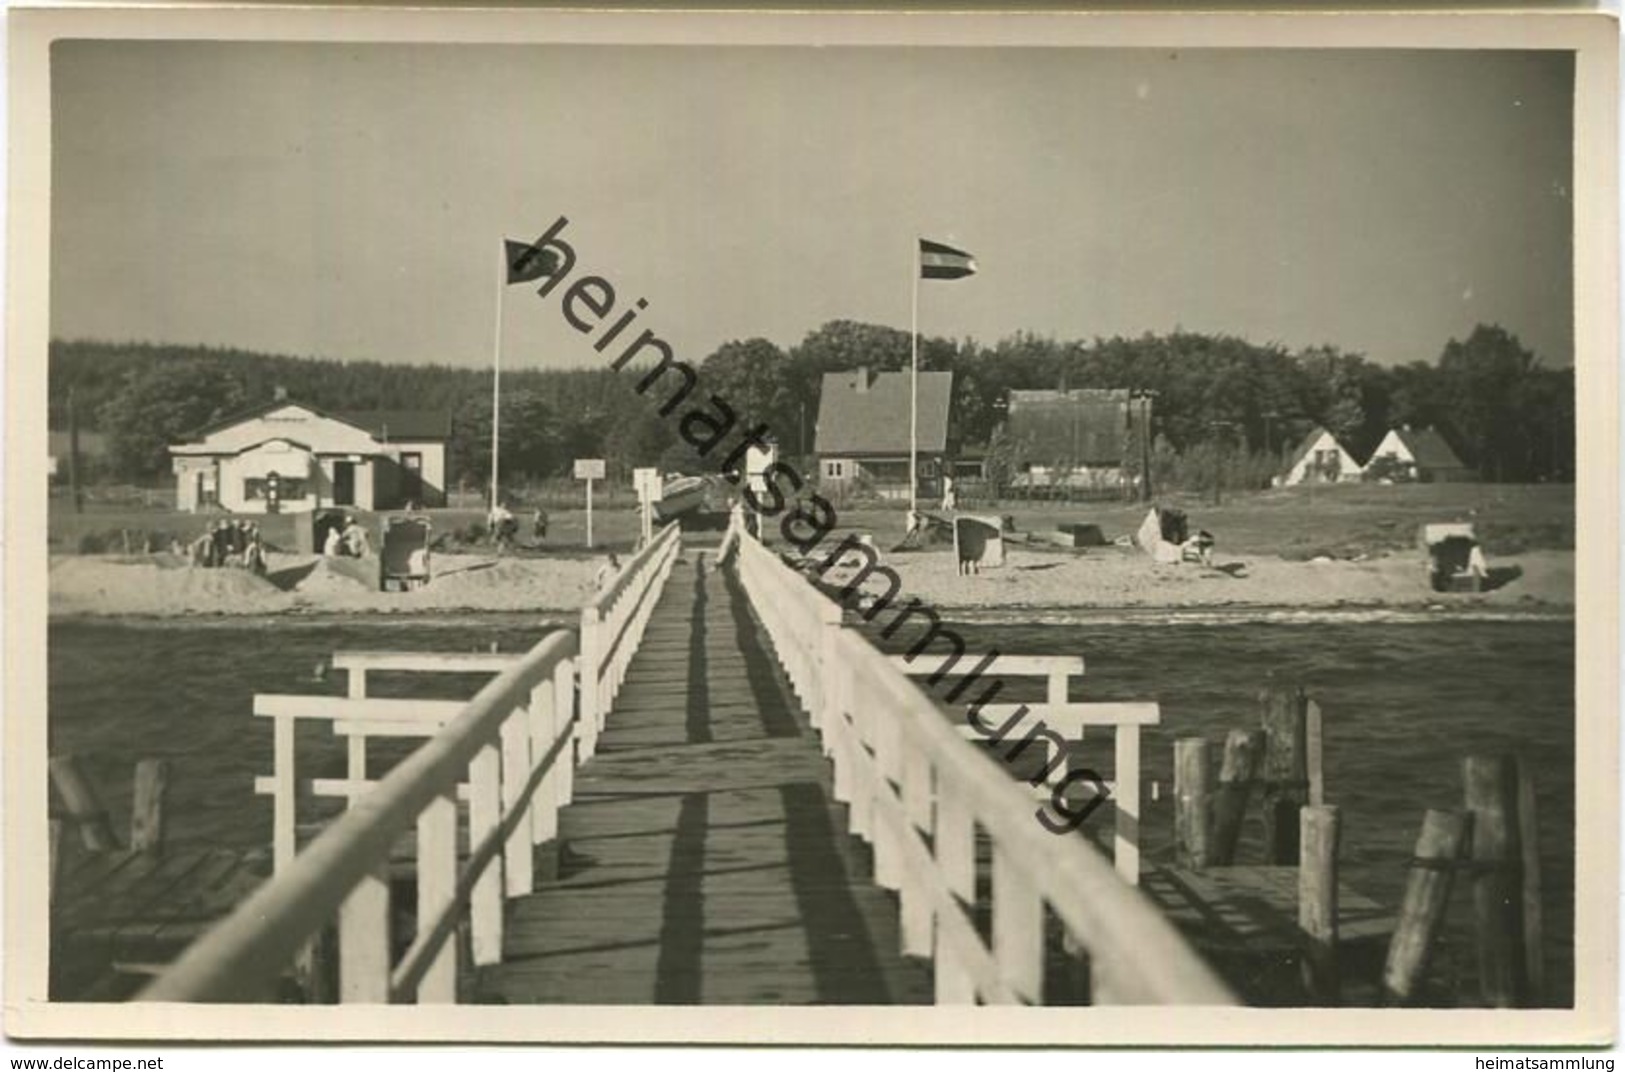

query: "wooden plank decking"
(477, 545), (933, 1005)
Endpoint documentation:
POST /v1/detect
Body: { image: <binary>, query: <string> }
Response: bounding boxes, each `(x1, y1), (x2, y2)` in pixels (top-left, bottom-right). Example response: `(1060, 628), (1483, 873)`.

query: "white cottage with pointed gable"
(1279, 426), (1362, 486)
(169, 399), (450, 514)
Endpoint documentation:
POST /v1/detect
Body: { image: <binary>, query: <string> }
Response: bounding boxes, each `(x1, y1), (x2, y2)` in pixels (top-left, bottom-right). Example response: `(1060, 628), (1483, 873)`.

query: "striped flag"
(919, 238), (977, 280)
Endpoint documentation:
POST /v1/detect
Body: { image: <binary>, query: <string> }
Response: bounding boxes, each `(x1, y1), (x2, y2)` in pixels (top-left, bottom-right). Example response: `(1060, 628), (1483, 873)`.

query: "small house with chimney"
(169, 396), (451, 514)
(815, 367), (954, 500)
(1365, 426), (1477, 483)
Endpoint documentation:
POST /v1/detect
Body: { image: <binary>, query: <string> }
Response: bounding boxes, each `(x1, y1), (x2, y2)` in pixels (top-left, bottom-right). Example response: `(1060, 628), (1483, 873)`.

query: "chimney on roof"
(273, 385), (288, 401)
(855, 366), (869, 393)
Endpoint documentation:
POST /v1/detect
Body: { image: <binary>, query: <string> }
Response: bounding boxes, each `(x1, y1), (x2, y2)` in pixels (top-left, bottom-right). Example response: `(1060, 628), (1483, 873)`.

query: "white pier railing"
(140, 522), (682, 1004)
(731, 518), (1235, 1006)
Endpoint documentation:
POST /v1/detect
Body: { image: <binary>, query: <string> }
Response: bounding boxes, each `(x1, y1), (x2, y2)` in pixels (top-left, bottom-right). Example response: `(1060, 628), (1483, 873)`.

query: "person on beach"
(489, 502), (518, 554)
(595, 552), (622, 593)
(342, 515), (371, 558)
(941, 475), (957, 513)
(322, 523), (343, 558)
(532, 507), (549, 545)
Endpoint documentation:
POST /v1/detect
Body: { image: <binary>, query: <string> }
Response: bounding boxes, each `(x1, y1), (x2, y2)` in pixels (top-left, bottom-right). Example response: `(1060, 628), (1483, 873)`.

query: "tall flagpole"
(909, 236), (920, 524)
(490, 243), (505, 511)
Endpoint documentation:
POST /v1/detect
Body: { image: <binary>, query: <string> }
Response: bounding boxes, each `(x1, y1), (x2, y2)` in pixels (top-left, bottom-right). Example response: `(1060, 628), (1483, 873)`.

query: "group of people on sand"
(487, 502), (549, 554)
(189, 518), (268, 575)
(322, 515), (373, 558)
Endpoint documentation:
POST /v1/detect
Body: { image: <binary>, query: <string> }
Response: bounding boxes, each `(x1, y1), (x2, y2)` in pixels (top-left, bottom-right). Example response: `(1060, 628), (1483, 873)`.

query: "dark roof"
(337, 410), (452, 442)
(176, 399), (450, 444)
(815, 370), (952, 456)
(1392, 427), (1469, 471)
(1006, 389), (1132, 466)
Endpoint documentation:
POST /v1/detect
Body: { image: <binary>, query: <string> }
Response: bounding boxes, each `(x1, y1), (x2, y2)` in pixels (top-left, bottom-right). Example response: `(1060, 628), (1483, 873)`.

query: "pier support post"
(1516, 758), (1545, 1005)
(130, 759), (170, 855)
(1463, 754), (1528, 1007)
(1298, 804), (1341, 1003)
(1210, 729), (1263, 867)
(1174, 737), (1210, 869)
(1382, 809), (1472, 1005)
(48, 755), (119, 852)
(1260, 684), (1309, 865)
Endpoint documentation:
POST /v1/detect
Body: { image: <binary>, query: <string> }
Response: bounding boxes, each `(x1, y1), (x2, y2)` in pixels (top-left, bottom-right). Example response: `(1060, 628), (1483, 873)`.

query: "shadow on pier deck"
(479, 546), (931, 1004)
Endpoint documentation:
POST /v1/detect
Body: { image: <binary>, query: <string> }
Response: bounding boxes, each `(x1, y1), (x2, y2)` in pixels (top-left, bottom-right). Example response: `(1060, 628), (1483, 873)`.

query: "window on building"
(245, 478), (307, 501)
(824, 459), (846, 478)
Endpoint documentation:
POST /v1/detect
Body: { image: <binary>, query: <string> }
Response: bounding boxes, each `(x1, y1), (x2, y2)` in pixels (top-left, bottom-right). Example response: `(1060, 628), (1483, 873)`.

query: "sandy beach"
(47, 540), (1573, 619)
(47, 550), (606, 618)
(821, 543), (1575, 613)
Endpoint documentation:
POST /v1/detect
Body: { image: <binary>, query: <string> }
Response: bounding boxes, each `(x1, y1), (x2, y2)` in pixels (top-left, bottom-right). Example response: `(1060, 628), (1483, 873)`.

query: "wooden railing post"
(529, 680), (559, 846)
(934, 791), (976, 1004)
(992, 846), (1043, 1003)
(501, 706), (534, 897)
(273, 715), (297, 873)
(1261, 684), (1309, 865)
(1113, 724), (1142, 884)
(555, 659), (577, 809)
(336, 668), (390, 1003)
(578, 608), (602, 759)
(415, 786), (459, 1002)
(469, 741), (504, 966)
(899, 749), (935, 956)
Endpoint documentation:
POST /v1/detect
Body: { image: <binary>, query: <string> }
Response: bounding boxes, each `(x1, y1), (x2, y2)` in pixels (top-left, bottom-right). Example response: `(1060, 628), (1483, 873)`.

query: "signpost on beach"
(575, 458), (606, 548)
(633, 467), (659, 545)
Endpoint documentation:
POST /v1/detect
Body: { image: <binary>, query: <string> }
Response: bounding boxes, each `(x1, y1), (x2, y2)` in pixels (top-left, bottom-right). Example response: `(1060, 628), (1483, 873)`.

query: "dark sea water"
(47, 614), (1575, 1005)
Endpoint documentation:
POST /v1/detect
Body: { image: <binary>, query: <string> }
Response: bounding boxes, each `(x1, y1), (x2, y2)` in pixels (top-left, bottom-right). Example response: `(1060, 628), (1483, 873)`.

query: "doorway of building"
(400, 452), (424, 507)
(333, 461), (356, 506)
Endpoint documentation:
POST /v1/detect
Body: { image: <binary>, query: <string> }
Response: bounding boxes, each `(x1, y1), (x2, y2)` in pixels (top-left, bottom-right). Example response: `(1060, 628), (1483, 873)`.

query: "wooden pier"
(133, 518), (1233, 1009)
(480, 549), (929, 1003)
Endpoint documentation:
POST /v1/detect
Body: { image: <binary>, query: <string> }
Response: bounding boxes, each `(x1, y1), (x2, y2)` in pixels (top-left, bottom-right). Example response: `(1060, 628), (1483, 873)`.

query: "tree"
(700, 337), (794, 438)
(1437, 324), (1542, 481)
(99, 360), (247, 480)
(449, 387), (564, 491)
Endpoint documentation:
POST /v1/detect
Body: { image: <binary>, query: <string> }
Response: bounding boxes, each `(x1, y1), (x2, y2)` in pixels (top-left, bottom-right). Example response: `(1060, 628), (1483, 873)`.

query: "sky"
(50, 42), (1574, 371)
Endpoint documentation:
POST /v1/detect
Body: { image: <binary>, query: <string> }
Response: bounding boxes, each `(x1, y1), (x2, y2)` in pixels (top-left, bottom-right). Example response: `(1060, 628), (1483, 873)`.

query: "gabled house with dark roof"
(1004, 388), (1142, 494)
(1365, 426), (1477, 483)
(168, 398), (451, 513)
(814, 367), (954, 500)
(1279, 425), (1362, 486)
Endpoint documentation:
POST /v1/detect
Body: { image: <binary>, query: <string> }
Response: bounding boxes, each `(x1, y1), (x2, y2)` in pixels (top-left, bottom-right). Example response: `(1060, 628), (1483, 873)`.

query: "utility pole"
(68, 386), (84, 514)
(1136, 391), (1156, 503)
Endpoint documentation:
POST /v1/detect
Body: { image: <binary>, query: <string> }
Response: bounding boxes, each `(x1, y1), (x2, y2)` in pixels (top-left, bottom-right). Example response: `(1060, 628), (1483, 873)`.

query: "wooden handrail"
(139, 630), (580, 1003)
(730, 519), (1236, 1006)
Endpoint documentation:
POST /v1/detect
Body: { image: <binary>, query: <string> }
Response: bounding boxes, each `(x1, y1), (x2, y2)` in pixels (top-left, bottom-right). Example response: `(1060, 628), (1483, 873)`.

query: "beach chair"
(379, 516), (432, 592)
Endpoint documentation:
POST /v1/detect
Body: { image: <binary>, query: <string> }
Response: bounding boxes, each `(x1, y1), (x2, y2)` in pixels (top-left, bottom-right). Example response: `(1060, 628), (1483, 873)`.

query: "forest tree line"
(49, 319), (1574, 489)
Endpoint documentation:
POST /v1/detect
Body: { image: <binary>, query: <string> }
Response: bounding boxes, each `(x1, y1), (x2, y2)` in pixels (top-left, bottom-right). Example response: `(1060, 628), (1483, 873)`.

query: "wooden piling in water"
(1382, 809), (1473, 1005)
(1260, 685), (1309, 865)
(1298, 804), (1341, 1003)
(1463, 754), (1527, 1007)
(1515, 757), (1545, 1006)
(130, 759), (170, 855)
(48, 755), (119, 852)
(1174, 737), (1210, 869)
(1209, 729), (1263, 867)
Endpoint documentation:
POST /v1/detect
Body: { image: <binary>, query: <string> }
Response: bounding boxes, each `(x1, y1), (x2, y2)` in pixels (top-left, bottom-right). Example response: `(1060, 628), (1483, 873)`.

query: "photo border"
(5, 5), (1617, 1045)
